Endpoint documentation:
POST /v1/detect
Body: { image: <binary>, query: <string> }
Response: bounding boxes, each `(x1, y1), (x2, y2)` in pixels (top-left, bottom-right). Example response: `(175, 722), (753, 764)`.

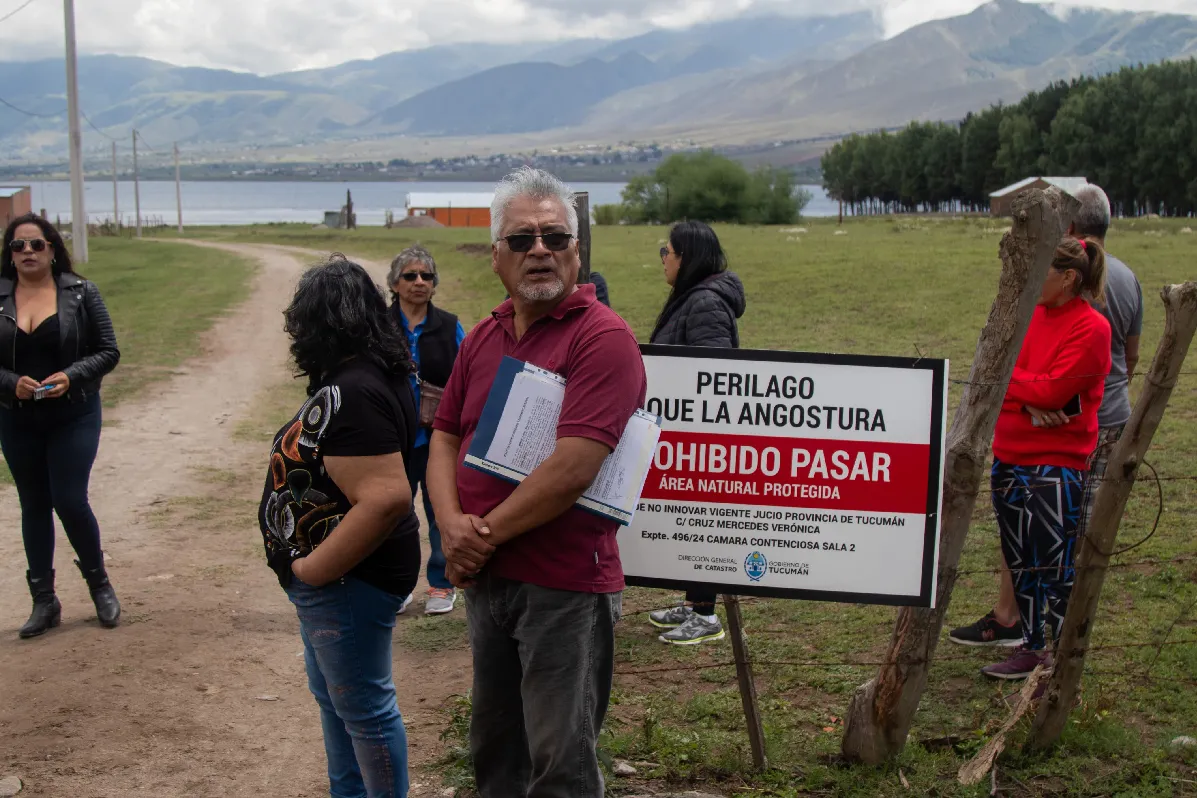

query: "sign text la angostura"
(618, 346), (948, 608)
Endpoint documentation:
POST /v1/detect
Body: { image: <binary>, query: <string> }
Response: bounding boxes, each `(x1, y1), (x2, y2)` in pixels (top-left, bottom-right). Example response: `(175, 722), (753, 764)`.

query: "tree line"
(599, 151), (811, 225)
(821, 59), (1197, 217)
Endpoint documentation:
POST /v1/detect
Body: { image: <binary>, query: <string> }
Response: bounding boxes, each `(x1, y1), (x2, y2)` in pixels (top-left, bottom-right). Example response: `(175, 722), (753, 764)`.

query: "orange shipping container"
(406, 192), (494, 228)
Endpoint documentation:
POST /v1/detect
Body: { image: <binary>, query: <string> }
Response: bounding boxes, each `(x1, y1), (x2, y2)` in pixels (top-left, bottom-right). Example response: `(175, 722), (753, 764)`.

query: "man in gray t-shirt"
(1069, 185), (1143, 533)
(949, 182), (1142, 649)
(1093, 252), (1143, 428)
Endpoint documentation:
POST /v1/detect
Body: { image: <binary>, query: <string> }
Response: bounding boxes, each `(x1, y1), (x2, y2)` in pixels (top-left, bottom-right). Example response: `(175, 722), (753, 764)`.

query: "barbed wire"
(614, 637), (1197, 676)
(954, 552), (1197, 578)
(624, 550), (1196, 617)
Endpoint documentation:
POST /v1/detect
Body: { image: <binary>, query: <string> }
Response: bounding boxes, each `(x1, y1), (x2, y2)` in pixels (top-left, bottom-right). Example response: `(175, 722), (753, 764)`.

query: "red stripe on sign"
(640, 431), (932, 514)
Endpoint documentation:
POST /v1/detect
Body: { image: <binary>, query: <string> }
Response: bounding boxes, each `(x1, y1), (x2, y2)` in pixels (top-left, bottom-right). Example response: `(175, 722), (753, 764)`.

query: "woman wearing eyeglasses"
(387, 245), (466, 616)
(0, 213), (121, 638)
(647, 220), (745, 646)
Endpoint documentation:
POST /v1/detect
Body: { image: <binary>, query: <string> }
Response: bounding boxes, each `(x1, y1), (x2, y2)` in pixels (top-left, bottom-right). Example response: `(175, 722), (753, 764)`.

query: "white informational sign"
(617, 346), (948, 608)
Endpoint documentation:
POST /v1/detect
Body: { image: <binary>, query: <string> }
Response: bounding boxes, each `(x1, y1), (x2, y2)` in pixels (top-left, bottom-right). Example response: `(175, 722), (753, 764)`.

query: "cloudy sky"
(3, 0), (1197, 74)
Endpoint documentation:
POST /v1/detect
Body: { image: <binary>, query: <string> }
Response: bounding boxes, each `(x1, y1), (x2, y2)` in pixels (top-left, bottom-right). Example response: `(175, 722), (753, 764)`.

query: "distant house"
(989, 177), (1089, 217)
(405, 192), (494, 228)
(0, 186), (32, 227)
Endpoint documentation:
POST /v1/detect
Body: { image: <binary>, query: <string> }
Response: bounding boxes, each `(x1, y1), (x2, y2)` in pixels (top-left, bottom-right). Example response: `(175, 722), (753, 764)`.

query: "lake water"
(25, 180), (837, 226)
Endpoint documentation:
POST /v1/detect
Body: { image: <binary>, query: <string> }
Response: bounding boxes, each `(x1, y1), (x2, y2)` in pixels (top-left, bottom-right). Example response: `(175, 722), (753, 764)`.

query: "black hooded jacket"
(649, 271), (746, 348)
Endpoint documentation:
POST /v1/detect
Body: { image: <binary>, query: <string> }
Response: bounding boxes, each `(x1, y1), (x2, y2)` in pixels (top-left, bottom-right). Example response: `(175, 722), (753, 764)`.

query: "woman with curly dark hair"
(259, 255), (421, 797)
(0, 213), (121, 638)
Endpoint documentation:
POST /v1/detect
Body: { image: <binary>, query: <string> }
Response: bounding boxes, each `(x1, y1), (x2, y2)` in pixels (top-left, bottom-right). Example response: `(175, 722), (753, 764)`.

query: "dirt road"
(0, 244), (470, 797)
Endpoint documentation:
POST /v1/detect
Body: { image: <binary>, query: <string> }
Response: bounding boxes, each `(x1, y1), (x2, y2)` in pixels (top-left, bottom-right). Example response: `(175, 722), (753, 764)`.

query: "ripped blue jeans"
(287, 577), (409, 798)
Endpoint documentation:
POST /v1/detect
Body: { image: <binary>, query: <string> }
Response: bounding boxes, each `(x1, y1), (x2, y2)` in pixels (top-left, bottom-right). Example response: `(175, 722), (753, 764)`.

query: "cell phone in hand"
(1030, 395), (1082, 426)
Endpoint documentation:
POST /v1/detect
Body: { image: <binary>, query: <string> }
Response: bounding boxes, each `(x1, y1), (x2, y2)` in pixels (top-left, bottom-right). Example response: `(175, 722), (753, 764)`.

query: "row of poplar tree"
(820, 59), (1197, 217)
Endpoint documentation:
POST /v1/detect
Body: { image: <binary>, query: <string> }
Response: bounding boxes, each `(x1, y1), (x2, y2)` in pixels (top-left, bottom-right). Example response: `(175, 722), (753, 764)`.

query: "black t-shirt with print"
(259, 359), (422, 595)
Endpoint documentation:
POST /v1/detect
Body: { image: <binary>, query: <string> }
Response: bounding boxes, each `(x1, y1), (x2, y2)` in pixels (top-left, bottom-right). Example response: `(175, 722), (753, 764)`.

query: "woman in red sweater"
(982, 236), (1112, 680)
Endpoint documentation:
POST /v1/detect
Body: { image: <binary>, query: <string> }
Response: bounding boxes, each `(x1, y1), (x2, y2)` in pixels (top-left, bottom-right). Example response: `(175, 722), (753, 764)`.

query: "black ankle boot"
(20, 570), (62, 639)
(75, 559), (120, 628)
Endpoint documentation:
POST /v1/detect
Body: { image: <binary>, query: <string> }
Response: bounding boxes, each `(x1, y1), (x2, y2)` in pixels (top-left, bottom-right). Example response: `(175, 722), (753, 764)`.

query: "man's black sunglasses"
(502, 232), (573, 253)
(400, 271), (435, 282)
(10, 238), (47, 253)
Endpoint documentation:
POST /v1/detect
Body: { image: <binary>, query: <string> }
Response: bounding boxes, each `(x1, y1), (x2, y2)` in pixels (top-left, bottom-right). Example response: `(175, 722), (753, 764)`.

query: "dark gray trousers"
(465, 574), (621, 798)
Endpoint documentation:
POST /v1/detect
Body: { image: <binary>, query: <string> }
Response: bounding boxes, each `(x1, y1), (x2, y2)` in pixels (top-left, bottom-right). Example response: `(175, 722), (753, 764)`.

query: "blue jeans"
(405, 444), (450, 590)
(287, 577), (410, 798)
(0, 394), (104, 574)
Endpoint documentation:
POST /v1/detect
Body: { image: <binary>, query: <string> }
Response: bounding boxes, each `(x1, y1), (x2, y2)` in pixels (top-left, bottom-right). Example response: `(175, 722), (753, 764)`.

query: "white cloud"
(1, 0), (1196, 73)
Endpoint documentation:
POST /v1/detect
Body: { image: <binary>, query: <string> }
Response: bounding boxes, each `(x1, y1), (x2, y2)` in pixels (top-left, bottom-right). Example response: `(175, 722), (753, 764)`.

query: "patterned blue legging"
(992, 460), (1086, 651)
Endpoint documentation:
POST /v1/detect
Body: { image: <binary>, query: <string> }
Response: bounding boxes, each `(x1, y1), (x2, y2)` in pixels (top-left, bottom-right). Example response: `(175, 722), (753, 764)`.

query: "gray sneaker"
(424, 587), (457, 615)
(396, 593), (414, 616)
(649, 603), (694, 629)
(658, 613), (725, 645)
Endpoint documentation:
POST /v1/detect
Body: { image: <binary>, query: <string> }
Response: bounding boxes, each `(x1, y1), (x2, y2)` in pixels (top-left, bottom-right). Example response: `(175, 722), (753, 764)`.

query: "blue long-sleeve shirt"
(398, 308), (466, 448)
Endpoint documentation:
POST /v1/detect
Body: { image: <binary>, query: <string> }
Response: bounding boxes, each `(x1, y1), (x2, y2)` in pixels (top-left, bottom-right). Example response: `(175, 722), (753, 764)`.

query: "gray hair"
(387, 244), (438, 289)
(1073, 184), (1111, 238)
(490, 166), (578, 243)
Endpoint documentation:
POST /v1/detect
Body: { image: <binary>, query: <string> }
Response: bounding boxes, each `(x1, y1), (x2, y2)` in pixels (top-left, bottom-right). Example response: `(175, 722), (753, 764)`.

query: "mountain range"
(2, 0), (1197, 164)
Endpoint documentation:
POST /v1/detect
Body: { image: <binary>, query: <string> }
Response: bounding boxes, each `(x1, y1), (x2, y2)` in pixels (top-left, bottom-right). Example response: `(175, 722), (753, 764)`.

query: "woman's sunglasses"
(10, 238), (48, 253)
(502, 232), (573, 253)
(400, 271), (435, 282)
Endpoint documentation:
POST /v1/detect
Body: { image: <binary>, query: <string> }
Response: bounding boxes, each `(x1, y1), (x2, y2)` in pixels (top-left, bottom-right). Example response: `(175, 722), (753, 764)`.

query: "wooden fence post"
(576, 191), (591, 285)
(1028, 281), (1197, 749)
(841, 187), (1078, 764)
(722, 595), (768, 771)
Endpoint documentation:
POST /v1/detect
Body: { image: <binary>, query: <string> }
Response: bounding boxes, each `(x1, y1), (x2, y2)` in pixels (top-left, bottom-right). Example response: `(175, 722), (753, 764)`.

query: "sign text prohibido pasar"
(617, 346), (948, 607)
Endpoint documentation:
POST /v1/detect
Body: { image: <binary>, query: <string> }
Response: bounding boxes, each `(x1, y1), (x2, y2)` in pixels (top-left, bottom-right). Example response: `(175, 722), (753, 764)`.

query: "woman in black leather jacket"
(0, 214), (121, 638)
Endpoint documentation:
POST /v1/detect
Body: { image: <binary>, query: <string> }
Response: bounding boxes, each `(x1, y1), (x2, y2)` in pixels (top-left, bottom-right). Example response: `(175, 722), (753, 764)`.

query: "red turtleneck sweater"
(993, 296), (1112, 470)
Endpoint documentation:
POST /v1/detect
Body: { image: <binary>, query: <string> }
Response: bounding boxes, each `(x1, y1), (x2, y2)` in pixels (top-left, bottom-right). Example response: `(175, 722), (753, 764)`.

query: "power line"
(0, 94), (62, 118)
(0, 0), (42, 25)
(81, 109), (118, 142)
(135, 130), (160, 153)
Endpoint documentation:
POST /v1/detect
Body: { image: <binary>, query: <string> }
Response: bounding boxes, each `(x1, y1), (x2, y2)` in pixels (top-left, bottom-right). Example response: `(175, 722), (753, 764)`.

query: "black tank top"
(16, 315), (61, 383)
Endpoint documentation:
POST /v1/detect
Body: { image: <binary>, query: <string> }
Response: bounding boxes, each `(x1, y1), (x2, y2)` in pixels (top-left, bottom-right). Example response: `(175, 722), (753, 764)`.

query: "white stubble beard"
(516, 278), (566, 303)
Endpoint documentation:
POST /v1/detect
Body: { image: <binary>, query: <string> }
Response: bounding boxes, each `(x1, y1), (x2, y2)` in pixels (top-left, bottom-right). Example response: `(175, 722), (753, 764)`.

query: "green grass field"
(190, 217), (1197, 796)
(0, 238), (254, 485)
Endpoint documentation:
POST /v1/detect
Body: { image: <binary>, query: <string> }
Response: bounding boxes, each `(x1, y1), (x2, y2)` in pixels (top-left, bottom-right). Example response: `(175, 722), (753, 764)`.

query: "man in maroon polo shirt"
(427, 167), (647, 798)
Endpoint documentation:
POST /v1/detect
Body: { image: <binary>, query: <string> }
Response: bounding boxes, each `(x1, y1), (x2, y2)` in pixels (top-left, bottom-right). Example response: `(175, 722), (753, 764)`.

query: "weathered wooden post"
(1029, 281), (1197, 749)
(841, 187), (1078, 764)
(723, 596), (767, 771)
(576, 190), (591, 284)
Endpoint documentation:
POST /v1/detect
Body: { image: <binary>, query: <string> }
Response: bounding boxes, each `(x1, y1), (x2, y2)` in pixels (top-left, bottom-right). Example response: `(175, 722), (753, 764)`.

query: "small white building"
(989, 177), (1089, 216)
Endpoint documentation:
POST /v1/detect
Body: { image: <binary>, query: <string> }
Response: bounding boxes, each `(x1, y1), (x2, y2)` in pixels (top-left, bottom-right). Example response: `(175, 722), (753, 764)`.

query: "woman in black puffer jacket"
(647, 220), (745, 646)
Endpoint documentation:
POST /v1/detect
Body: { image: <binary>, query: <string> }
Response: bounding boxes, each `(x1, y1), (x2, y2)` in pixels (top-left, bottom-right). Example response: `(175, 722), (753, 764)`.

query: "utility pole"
(63, 0), (88, 262)
(174, 142), (183, 234)
(132, 130), (142, 238)
(111, 141), (119, 231)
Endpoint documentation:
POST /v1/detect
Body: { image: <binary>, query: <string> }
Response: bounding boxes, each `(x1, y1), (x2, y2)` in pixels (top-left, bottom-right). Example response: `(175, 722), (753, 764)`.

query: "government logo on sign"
(744, 551), (767, 582)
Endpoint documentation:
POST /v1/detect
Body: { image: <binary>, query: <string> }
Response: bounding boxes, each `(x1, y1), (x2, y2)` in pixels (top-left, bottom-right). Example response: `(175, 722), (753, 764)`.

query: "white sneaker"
(396, 594), (414, 615)
(425, 587), (457, 615)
